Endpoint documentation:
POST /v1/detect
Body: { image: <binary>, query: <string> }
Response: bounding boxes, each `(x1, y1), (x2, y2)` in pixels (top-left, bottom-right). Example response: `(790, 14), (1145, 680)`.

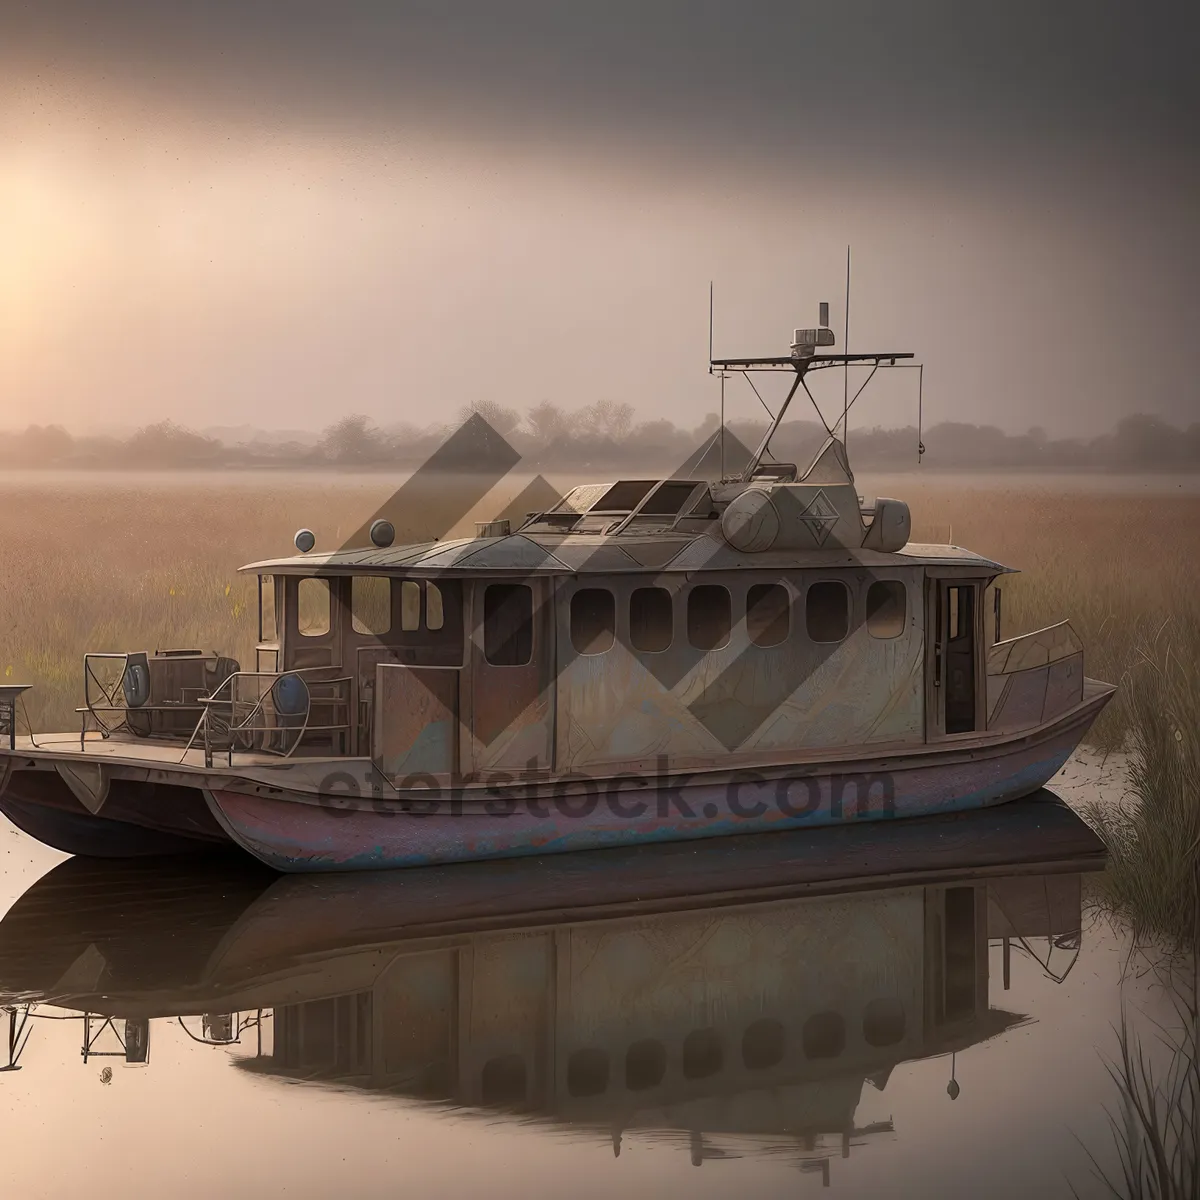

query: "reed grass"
(899, 481), (1200, 753)
(1076, 952), (1199, 1200)
(1080, 620), (1200, 951)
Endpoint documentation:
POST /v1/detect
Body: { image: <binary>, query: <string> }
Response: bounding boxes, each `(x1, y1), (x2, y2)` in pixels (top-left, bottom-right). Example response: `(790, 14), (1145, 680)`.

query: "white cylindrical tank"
(721, 487), (779, 552)
(721, 483), (864, 552)
(861, 497), (911, 553)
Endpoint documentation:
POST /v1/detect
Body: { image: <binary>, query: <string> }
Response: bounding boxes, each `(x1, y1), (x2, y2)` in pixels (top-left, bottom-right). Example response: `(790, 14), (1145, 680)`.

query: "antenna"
(917, 362), (925, 464)
(718, 369), (728, 479)
(843, 244), (851, 450)
(708, 281), (714, 376)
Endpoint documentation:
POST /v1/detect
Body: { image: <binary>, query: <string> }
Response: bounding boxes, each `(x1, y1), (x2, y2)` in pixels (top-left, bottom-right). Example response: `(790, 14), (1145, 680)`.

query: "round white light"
(294, 528), (316, 553)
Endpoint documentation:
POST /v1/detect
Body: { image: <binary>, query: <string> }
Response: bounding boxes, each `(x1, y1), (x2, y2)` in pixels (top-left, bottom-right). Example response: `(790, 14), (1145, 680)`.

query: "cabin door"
(469, 579), (554, 776)
(926, 578), (984, 738)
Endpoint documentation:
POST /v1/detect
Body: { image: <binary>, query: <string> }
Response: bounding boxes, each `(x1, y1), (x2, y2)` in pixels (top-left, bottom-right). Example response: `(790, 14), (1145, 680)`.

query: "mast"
(718, 369), (728, 479)
(708, 306), (914, 483)
(739, 368), (808, 482)
(843, 245), (851, 452)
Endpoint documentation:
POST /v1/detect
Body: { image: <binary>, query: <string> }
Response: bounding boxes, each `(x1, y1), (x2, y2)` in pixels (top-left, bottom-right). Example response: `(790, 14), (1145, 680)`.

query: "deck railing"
(79, 653), (220, 747)
(182, 668), (353, 768)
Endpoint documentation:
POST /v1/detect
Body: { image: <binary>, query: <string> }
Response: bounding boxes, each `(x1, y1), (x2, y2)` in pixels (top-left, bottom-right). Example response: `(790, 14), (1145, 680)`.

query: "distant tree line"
(3, 405), (1200, 472)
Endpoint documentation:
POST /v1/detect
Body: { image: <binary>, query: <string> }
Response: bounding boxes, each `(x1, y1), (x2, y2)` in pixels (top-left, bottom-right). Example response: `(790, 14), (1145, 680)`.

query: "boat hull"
(204, 687), (1112, 872)
(0, 768), (232, 858)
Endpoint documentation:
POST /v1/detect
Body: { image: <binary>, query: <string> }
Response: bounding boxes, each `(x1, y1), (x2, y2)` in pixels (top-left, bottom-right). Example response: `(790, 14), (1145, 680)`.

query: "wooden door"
(926, 577), (984, 738)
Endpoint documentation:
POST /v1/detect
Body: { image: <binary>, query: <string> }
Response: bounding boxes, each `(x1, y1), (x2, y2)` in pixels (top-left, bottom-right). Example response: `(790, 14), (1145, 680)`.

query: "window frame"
(629, 585), (674, 654)
(570, 586), (617, 656)
(399, 580), (422, 632)
(686, 583), (733, 651)
(350, 574), (393, 636)
(296, 576), (333, 638)
(804, 578), (851, 644)
(483, 582), (535, 667)
(866, 578), (908, 640)
(746, 581), (791, 648)
(258, 574), (277, 643)
(426, 581), (444, 631)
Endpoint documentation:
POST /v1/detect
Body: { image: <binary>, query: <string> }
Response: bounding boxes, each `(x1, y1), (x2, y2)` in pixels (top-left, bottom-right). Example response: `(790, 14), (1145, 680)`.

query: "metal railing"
(181, 667), (353, 767)
(78, 653), (222, 747)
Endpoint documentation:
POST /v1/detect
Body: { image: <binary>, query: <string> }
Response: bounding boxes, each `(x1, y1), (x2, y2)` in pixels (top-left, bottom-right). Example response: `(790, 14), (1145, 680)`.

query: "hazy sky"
(1, 2), (1196, 437)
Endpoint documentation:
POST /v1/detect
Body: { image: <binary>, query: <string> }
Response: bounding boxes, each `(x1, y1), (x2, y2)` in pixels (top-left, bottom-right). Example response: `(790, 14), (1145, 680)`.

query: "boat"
(0, 795), (1104, 1172)
(0, 312), (1115, 870)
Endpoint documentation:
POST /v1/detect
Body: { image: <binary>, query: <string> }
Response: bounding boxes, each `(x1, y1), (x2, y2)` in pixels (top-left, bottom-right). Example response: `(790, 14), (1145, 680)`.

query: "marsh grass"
(900, 482), (1200, 753)
(0, 477), (396, 732)
(1076, 949), (1199, 1200)
(1081, 620), (1200, 950)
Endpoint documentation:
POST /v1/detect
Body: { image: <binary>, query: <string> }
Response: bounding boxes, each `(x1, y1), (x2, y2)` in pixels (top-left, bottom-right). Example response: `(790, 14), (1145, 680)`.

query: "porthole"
(747, 583), (790, 647)
(805, 580), (849, 643)
(567, 1048), (610, 1097)
(682, 1028), (723, 1079)
(571, 588), (616, 655)
(742, 1018), (786, 1069)
(630, 587), (673, 653)
(802, 1011), (846, 1060)
(687, 586), (731, 650)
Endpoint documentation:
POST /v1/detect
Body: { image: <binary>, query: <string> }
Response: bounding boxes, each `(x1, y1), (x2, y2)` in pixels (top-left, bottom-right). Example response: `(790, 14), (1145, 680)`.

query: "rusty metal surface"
(555, 569), (925, 772)
(374, 664), (459, 778)
(203, 689), (1110, 870)
(989, 652), (1085, 733)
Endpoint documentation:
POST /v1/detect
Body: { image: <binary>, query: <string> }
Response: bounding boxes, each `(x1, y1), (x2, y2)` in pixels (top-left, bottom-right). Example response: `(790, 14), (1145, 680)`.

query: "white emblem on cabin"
(798, 489), (839, 547)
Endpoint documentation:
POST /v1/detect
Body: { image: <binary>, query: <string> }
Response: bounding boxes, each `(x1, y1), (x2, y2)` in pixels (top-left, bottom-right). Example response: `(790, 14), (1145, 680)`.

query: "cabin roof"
(240, 534), (1014, 576)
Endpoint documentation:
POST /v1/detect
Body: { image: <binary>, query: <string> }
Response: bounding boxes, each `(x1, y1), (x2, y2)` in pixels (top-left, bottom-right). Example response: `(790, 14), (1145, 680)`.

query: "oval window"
(687, 585), (731, 650)
(866, 580), (906, 639)
(351, 575), (391, 635)
(630, 587), (673, 652)
(625, 1039), (667, 1091)
(742, 1018), (786, 1070)
(566, 1048), (609, 1097)
(571, 588), (615, 654)
(484, 584), (533, 666)
(802, 1011), (846, 1059)
(297, 577), (331, 637)
(862, 997), (906, 1047)
(747, 583), (790, 647)
(682, 1028), (723, 1079)
(426, 582), (444, 631)
(805, 580), (849, 643)
(259, 575), (277, 641)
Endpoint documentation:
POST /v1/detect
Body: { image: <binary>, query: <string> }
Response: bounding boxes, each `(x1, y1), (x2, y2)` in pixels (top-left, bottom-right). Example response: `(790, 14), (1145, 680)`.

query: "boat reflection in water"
(0, 793), (1102, 1179)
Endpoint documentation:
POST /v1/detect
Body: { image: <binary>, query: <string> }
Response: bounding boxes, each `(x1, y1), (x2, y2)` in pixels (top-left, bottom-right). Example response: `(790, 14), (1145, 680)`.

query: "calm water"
(0, 796), (1174, 1200)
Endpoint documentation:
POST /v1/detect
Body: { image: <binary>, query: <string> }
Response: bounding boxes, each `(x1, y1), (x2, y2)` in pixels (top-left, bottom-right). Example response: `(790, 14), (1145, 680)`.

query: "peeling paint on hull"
(205, 697), (1105, 872)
